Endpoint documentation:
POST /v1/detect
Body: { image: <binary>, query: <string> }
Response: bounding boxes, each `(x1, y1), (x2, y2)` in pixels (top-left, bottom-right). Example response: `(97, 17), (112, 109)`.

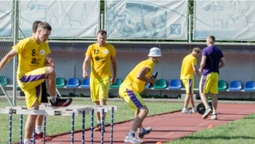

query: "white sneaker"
(202, 107), (212, 119)
(124, 135), (143, 144)
(211, 114), (218, 120)
(191, 107), (197, 113)
(182, 108), (190, 114)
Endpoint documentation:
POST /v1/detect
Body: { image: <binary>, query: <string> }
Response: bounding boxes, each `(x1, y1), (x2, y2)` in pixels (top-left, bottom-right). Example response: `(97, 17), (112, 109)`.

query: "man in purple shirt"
(199, 35), (226, 120)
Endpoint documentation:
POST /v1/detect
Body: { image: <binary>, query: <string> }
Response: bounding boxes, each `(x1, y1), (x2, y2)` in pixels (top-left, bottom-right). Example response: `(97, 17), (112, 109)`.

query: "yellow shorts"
(119, 85), (146, 113)
(17, 67), (46, 109)
(90, 77), (110, 102)
(182, 79), (194, 94)
(199, 72), (219, 94)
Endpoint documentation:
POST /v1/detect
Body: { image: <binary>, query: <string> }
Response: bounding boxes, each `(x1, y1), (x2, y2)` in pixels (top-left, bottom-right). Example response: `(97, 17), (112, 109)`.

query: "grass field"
(1, 99), (255, 144)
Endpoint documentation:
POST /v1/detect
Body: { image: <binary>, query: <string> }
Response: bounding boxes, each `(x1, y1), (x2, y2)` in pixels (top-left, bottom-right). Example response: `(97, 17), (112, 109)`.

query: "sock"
(97, 119), (101, 125)
(212, 109), (217, 115)
(24, 139), (30, 144)
(182, 108), (188, 111)
(35, 125), (42, 134)
(128, 130), (135, 136)
(138, 128), (144, 133)
(51, 96), (57, 102)
(206, 106), (210, 109)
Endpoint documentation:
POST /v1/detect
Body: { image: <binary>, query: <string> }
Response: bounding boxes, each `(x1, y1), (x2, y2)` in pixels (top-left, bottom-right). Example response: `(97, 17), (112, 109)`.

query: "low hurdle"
(0, 104), (117, 144)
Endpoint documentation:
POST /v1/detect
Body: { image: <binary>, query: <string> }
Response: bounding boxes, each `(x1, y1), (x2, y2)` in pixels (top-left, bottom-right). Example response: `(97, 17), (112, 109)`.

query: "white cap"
(148, 47), (162, 57)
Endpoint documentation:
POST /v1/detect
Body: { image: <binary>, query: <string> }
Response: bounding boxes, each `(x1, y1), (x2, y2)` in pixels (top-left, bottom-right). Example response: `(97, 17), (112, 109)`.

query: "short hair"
(32, 20), (41, 31)
(193, 47), (201, 53)
(97, 30), (107, 36)
(207, 35), (215, 44)
(38, 22), (52, 31)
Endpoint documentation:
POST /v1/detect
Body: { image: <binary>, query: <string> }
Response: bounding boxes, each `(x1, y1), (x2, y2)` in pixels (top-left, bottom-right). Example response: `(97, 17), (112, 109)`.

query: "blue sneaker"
(138, 127), (152, 138)
(124, 134), (143, 144)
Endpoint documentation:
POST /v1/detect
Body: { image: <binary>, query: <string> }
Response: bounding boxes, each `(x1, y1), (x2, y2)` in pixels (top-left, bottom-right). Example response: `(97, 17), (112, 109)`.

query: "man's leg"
(209, 73), (219, 120)
(182, 79), (192, 114)
(199, 74), (212, 119)
(94, 77), (110, 131)
(34, 81), (52, 142)
(24, 99), (40, 144)
(45, 66), (72, 107)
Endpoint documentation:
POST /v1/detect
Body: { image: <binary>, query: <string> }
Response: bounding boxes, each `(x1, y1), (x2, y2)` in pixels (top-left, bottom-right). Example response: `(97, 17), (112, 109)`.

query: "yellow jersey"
(122, 59), (155, 93)
(12, 37), (51, 79)
(85, 43), (116, 78)
(180, 54), (196, 80)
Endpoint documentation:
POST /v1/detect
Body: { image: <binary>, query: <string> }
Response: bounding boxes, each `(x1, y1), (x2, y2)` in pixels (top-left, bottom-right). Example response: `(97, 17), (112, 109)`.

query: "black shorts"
(41, 81), (48, 103)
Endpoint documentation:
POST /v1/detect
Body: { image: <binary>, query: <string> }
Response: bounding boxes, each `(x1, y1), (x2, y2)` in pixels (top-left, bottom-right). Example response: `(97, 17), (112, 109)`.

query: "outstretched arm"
(0, 49), (17, 71)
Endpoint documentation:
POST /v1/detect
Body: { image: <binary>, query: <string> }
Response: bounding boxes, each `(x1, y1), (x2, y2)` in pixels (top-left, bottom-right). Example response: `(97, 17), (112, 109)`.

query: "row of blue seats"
(147, 79), (255, 92)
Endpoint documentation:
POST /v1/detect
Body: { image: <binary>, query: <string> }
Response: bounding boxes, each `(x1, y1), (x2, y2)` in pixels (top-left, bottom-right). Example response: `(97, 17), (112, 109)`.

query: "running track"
(37, 103), (255, 144)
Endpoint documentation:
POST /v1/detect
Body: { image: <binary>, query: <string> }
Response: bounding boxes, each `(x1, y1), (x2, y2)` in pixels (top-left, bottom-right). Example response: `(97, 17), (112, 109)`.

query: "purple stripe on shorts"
(126, 89), (143, 109)
(20, 74), (45, 82)
(36, 84), (41, 99)
(201, 75), (207, 93)
(189, 79), (192, 93)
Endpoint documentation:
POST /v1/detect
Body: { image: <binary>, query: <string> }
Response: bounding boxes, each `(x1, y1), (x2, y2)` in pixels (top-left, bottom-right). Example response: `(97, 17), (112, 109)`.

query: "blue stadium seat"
(80, 78), (90, 88)
(244, 81), (255, 92)
(66, 78), (80, 88)
(228, 80), (242, 91)
(168, 79), (182, 90)
(145, 83), (150, 89)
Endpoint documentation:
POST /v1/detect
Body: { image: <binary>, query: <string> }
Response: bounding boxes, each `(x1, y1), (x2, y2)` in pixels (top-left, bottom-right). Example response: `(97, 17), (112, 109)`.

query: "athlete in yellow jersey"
(82, 30), (117, 132)
(180, 47), (201, 114)
(119, 47), (161, 144)
(0, 21), (72, 144)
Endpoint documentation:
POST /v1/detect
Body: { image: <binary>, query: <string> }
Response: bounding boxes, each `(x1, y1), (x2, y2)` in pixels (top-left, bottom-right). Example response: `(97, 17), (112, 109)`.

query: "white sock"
(97, 119), (101, 124)
(35, 125), (42, 134)
(138, 128), (144, 133)
(51, 96), (57, 102)
(24, 139), (31, 144)
(183, 108), (188, 111)
(213, 109), (217, 115)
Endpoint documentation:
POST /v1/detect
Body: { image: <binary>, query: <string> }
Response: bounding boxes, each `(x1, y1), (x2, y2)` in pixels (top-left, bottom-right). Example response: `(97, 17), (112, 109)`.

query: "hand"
(150, 77), (157, 84)
(199, 68), (202, 73)
(83, 71), (88, 78)
(110, 77), (116, 85)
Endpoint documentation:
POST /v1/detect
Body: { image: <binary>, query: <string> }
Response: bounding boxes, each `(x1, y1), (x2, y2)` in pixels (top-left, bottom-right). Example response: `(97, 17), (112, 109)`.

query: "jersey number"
(94, 49), (99, 54)
(31, 49), (36, 56)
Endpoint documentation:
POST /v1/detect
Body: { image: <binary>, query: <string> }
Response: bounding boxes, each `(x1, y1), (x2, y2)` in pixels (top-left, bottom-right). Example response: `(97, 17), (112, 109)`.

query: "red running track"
(37, 103), (255, 144)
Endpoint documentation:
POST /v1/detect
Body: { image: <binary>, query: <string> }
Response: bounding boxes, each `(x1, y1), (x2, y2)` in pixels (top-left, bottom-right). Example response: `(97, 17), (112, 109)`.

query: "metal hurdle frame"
(0, 105), (117, 144)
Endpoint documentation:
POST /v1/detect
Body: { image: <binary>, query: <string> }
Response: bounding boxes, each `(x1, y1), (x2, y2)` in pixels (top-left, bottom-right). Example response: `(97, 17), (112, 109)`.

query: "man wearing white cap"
(119, 47), (162, 143)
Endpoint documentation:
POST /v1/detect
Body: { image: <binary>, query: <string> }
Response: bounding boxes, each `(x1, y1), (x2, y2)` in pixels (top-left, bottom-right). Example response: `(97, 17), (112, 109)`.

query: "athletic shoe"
(202, 107), (212, 119)
(210, 114), (218, 120)
(31, 132), (52, 142)
(94, 124), (105, 132)
(191, 106), (197, 114)
(182, 108), (190, 114)
(50, 96), (72, 107)
(138, 127), (152, 138)
(124, 134), (143, 144)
